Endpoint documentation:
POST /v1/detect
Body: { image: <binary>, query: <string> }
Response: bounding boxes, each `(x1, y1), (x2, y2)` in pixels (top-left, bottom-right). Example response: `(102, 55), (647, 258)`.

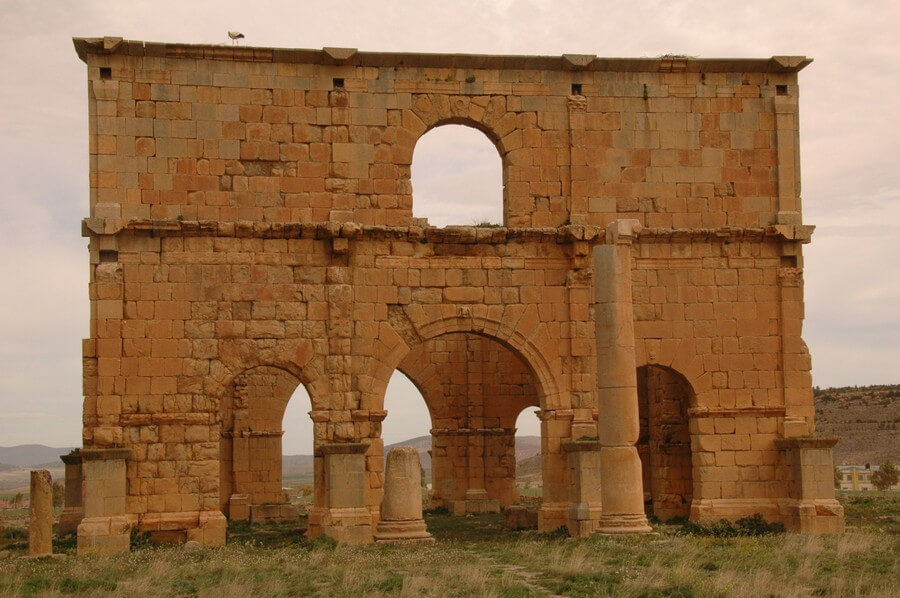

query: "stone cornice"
(82, 218), (809, 245)
(73, 37), (811, 74)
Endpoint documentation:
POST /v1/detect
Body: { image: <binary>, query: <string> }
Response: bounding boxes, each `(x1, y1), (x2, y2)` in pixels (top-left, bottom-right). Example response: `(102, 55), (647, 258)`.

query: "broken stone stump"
(28, 470), (53, 557)
(504, 505), (539, 530)
(374, 446), (434, 543)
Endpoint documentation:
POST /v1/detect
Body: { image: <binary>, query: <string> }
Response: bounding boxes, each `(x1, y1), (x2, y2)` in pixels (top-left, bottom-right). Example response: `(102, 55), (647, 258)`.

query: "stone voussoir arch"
(210, 338), (328, 414)
(364, 309), (565, 414)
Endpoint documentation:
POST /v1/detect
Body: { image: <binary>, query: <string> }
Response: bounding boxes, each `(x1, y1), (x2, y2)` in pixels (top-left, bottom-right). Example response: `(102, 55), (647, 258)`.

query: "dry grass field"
(1, 492), (897, 597)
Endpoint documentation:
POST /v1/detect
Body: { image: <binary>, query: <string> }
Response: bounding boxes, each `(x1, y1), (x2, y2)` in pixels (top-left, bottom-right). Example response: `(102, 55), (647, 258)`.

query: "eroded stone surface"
(375, 446), (433, 542)
(71, 39), (840, 546)
(28, 470), (53, 557)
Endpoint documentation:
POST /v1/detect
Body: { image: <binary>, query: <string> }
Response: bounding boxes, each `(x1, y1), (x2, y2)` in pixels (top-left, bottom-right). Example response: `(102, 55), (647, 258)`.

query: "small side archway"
(218, 365), (314, 519)
(636, 364), (696, 521)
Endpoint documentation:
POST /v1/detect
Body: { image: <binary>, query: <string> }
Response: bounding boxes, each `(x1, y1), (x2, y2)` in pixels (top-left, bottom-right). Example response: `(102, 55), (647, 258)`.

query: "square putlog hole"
(571, 83), (582, 95)
(333, 77), (345, 89)
(776, 84), (788, 96)
(99, 67), (112, 80)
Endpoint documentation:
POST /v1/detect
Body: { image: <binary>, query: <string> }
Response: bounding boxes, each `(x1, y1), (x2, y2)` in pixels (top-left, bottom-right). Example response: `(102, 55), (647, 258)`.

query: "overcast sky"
(0, 0), (897, 451)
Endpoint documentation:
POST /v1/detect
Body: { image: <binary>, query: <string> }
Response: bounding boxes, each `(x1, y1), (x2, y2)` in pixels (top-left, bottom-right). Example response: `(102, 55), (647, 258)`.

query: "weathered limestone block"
(563, 439), (603, 537)
(28, 470), (53, 557)
(504, 505), (539, 530)
(58, 450), (84, 537)
(374, 446), (433, 542)
(775, 437), (844, 533)
(309, 442), (373, 544)
(77, 448), (131, 555)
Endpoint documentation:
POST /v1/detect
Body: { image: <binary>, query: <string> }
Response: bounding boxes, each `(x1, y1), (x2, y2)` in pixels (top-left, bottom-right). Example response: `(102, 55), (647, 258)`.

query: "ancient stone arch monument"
(72, 37), (843, 552)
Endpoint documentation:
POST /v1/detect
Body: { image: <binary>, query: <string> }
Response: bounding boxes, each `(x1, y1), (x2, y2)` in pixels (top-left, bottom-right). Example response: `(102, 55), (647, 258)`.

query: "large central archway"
(396, 331), (539, 512)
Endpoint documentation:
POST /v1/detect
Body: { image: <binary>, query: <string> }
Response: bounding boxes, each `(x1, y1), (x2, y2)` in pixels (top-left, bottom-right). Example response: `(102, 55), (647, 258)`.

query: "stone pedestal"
(28, 470), (53, 557)
(563, 439), (603, 537)
(593, 223), (651, 535)
(77, 448), (131, 555)
(58, 450), (84, 537)
(308, 442), (373, 544)
(775, 437), (844, 533)
(375, 446), (433, 542)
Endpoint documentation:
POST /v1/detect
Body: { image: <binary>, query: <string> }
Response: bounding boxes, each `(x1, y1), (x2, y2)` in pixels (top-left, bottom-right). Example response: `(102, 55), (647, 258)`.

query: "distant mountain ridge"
(0, 445), (77, 468)
(283, 435), (542, 477)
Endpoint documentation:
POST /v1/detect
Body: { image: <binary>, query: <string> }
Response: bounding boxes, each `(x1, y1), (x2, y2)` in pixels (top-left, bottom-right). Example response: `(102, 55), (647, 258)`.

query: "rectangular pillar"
(775, 437), (844, 533)
(308, 442), (373, 544)
(563, 440), (602, 537)
(77, 448), (131, 555)
(58, 450), (84, 537)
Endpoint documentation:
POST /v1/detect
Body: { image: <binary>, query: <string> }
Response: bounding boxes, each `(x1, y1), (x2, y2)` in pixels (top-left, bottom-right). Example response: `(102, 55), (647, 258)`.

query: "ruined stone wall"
(75, 38), (837, 540)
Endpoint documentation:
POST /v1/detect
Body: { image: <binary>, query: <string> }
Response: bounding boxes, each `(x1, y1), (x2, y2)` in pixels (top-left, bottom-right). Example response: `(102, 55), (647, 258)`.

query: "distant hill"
(0, 445), (77, 468)
(814, 384), (899, 465)
(282, 435), (542, 477)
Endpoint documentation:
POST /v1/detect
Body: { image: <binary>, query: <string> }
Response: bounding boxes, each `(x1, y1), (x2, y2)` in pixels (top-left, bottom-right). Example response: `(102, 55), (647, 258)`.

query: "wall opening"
(515, 407), (543, 504)
(636, 365), (695, 522)
(411, 124), (503, 227)
(282, 383), (314, 512)
(382, 370), (432, 506)
(219, 365), (312, 523)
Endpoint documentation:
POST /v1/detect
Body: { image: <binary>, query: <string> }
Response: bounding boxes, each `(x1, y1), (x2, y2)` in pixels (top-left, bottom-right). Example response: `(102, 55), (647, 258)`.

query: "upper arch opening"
(411, 123), (504, 227)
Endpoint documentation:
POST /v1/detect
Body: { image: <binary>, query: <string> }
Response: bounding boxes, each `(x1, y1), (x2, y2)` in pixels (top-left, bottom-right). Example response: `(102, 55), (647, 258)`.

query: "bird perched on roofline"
(228, 31), (245, 45)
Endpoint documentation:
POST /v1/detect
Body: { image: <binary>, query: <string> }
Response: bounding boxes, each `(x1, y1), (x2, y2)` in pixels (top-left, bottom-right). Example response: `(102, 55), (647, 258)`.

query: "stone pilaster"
(536, 408), (572, 532)
(593, 220), (651, 534)
(308, 442), (373, 544)
(775, 437), (844, 533)
(563, 439), (602, 537)
(77, 448), (131, 555)
(58, 450), (84, 536)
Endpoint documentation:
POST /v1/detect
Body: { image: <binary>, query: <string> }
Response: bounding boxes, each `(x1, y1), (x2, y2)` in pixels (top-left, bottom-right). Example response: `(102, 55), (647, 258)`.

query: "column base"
(538, 501), (568, 533)
(596, 513), (652, 534)
(374, 519), (434, 543)
(792, 500), (845, 534)
(138, 510), (227, 547)
(77, 515), (131, 555)
(308, 507), (373, 545)
(567, 502), (603, 538)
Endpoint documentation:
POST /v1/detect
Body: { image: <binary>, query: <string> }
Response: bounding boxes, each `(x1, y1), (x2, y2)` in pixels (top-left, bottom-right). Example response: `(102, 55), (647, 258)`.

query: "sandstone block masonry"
(73, 37), (842, 550)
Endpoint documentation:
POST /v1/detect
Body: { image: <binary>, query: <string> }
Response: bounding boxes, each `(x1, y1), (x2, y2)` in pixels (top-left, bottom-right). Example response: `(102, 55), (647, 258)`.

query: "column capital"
(605, 219), (643, 245)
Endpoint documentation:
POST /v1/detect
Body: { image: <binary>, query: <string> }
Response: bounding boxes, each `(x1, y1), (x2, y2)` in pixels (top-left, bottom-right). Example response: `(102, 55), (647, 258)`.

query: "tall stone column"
(593, 220), (651, 534)
(58, 450), (84, 536)
(28, 470), (53, 557)
(77, 448), (131, 554)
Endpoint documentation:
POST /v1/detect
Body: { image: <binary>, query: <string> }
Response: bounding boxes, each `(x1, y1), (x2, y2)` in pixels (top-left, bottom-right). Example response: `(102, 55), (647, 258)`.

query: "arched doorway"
(636, 365), (695, 521)
(219, 365), (313, 522)
(395, 331), (540, 513)
(411, 123), (504, 227)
